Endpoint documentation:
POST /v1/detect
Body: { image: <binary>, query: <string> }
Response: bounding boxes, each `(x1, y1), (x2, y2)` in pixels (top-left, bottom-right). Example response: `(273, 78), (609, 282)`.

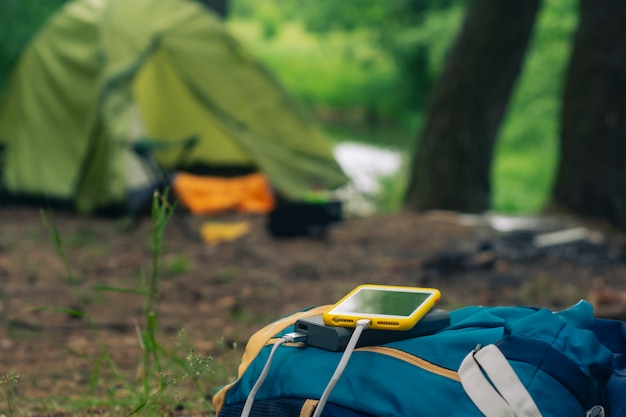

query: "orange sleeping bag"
(172, 172), (275, 214)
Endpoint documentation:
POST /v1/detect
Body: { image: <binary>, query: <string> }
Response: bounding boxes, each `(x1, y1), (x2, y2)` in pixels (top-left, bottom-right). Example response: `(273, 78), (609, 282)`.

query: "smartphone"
(322, 284), (441, 330)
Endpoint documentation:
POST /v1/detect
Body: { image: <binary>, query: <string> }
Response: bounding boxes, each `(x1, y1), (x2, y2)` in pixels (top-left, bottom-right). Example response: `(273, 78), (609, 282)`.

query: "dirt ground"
(1, 205), (625, 415)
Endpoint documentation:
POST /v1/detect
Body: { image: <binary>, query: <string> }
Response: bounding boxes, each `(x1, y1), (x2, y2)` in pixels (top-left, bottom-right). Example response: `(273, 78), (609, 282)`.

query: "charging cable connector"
(241, 317), (370, 417)
(312, 319), (371, 417)
(283, 331), (308, 344)
(240, 331), (307, 417)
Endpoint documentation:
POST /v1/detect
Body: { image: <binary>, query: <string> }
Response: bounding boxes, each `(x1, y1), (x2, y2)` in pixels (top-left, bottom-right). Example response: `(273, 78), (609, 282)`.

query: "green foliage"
(292, 0), (464, 112)
(233, 0), (298, 41)
(376, 169), (410, 214)
(231, 0), (578, 214)
(230, 21), (396, 116)
(229, 1), (463, 121)
(1, 1), (583, 217)
(230, 0), (297, 22)
(491, 0), (578, 213)
(322, 123), (416, 152)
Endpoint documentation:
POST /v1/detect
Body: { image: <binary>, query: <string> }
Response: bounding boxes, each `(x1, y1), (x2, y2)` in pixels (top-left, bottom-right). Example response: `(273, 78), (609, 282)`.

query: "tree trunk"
(552, 0), (626, 230)
(404, 0), (540, 213)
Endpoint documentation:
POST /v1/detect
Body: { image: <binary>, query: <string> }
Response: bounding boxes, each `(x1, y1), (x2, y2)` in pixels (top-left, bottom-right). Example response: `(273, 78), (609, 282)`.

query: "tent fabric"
(0, 0), (348, 213)
(172, 172), (275, 215)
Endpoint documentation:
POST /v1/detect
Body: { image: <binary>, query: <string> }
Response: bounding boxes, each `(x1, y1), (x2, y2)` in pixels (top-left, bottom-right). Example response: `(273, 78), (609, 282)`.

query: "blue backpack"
(213, 300), (626, 417)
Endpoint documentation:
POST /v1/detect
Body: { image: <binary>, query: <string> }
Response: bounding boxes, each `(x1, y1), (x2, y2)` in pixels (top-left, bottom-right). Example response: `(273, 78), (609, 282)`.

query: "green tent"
(0, 0), (347, 213)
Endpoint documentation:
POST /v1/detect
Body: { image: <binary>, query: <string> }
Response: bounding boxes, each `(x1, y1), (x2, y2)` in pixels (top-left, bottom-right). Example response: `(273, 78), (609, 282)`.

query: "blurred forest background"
(1, 3), (626, 414)
(2, 0), (624, 229)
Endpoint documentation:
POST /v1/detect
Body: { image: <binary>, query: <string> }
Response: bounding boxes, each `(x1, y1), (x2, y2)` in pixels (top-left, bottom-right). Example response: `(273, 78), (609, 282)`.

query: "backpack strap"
(496, 336), (596, 410)
(459, 344), (543, 417)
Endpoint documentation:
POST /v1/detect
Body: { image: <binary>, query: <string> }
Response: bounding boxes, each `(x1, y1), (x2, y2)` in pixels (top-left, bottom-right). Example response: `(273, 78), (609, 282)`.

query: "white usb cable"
(240, 332), (307, 417)
(312, 319), (371, 417)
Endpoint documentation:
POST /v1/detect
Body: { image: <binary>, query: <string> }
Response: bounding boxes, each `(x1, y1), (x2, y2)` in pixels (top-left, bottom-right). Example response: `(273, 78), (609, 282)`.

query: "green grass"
(0, 372), (19, 415)
(164, 254), (191, 276)
(2, 193), (217, 416)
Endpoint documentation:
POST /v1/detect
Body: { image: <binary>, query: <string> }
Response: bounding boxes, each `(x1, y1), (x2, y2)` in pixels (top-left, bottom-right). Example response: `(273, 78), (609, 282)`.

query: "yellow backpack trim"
(212, 305), (330, 414)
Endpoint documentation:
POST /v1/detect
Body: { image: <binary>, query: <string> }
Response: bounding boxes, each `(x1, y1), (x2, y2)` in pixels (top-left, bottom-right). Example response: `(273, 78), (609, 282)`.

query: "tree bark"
(552, 0), (626, 230)
(404, 0), (540, 213)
